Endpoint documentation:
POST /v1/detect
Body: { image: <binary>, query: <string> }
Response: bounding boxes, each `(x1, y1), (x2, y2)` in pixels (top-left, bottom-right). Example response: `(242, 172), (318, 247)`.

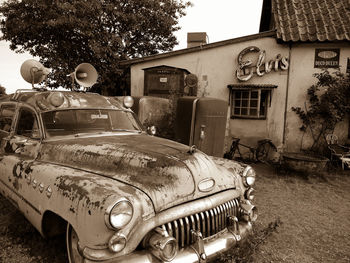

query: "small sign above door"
(314, 48), (340, 68)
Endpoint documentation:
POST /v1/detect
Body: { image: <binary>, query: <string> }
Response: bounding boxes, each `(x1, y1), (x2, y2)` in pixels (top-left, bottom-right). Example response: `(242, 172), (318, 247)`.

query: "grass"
(0, 197), (66, 263)
(220, 163), (350, 263)
(219, 218), (283, 263)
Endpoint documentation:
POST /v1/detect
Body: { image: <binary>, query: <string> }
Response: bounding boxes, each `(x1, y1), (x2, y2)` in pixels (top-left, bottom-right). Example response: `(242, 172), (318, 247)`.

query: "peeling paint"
(11, 161), (35, 191)
(69, 206), (76, 214)
(54, 175), (107, 210)
(38, 134), (240, 212)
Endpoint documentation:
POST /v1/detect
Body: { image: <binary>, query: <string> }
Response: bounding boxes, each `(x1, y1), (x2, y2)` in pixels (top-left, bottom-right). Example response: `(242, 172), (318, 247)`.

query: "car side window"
(16, 108), (40, 139)
(0, 104), (16, 133)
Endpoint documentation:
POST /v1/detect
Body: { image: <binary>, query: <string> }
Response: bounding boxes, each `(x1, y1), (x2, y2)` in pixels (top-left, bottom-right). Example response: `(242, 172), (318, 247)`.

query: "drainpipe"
(282, 43), (292, 147)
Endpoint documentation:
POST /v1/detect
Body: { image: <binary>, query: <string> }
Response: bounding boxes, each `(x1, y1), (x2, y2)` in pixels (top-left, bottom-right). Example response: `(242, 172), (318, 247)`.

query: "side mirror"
(147, 126), (157, 136)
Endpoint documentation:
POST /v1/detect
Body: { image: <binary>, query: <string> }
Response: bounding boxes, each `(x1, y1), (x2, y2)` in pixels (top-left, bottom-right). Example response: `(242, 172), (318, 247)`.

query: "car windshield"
(42, 109), (142, 137)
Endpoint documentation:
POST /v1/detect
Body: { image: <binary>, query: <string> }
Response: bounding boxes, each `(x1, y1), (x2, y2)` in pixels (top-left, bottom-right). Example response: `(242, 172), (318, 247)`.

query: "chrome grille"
(161, 198), (240, 248)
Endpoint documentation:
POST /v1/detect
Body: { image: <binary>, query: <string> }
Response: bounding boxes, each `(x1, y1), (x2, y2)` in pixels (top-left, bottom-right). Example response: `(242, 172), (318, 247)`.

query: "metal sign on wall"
(235, 46), (289, 82)
(314, 48), (340, 68)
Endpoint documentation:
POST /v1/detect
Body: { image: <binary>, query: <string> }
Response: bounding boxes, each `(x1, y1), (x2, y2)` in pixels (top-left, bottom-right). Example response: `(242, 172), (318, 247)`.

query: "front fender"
(34, 162), (154, 249)
(210, 156), (247, 194)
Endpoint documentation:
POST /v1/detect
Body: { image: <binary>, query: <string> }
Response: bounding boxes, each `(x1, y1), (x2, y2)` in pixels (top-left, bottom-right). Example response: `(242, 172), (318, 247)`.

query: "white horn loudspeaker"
(73, 63), (98, 88)
(20, 59), (50, 87)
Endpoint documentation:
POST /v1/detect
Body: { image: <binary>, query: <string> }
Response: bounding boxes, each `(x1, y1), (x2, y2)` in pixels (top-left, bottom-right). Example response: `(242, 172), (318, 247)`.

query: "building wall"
(285, 42), (350, 152)
(130, 36), (350, 156)
(130, 36), (290, 154)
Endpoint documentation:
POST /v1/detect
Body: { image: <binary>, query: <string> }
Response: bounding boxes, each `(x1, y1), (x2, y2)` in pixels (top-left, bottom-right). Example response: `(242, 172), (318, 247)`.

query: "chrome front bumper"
(85, 221), (252, 263)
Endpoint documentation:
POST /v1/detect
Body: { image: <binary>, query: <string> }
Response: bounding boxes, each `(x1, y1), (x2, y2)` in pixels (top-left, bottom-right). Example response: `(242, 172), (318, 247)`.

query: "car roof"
(0, 90), (125, 112)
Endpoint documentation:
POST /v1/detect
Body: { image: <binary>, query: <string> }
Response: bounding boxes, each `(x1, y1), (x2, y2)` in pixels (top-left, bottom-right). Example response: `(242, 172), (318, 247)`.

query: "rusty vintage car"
(0, 90), (257, 263)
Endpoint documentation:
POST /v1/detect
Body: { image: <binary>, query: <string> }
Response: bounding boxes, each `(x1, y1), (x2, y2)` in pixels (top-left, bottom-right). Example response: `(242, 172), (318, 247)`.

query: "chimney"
(187, 32), (208, 48)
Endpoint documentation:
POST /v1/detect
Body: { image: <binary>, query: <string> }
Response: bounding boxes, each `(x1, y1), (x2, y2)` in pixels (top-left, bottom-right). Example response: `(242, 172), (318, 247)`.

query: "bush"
(292, 70), (350, 155)
(0, 84), (6, 95)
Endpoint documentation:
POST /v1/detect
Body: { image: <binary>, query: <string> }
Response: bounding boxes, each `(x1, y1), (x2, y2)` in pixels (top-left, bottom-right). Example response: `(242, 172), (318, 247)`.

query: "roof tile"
(271, 0), (350, 42)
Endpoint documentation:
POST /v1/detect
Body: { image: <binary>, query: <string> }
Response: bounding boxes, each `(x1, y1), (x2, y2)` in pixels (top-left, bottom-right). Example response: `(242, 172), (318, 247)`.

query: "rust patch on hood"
(41, 134), (238, 212)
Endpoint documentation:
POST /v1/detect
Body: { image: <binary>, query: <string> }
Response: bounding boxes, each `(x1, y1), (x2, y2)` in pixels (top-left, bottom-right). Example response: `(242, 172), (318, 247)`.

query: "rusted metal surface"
(39, 134), (238, 212)
(282, 152), (328, 173)
(0, 91), (256, 262)
(13, 90), (125, 112)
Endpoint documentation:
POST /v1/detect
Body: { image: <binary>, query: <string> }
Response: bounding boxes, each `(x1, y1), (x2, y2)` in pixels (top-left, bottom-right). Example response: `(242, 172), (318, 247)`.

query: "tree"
(292, 70), (350, 155)
(0, 84), (6, 95)
(0, 0), (191, 94)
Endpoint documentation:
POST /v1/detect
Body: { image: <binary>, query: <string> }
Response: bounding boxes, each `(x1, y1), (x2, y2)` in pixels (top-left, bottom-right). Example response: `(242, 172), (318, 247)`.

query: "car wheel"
(66, 223), (84, 263)
(256, 142), (272, 162)
(256, 141), (276, 162)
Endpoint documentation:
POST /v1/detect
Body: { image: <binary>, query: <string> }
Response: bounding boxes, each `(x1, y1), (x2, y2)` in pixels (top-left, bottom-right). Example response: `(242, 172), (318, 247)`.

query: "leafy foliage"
(0, 84), (6, 95)
(292, 70), (350, 154)
(0, 0), (191, 94)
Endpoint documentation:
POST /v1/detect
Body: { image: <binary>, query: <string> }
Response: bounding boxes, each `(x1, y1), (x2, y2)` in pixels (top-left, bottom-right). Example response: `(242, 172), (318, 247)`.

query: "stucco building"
(122, 0), (350, 156)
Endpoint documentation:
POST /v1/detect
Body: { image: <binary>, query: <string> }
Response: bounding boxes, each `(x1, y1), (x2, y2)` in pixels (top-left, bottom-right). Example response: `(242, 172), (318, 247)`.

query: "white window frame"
(231, 89), (269, 119)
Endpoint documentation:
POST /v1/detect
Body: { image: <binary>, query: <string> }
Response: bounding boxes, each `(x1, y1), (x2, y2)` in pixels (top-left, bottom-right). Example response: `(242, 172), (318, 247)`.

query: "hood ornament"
(198, 178), (216, 192)
(188, 145), (197, 155)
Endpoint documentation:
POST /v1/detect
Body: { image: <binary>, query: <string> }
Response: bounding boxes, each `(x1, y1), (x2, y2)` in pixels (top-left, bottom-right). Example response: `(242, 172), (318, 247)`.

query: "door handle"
(200, 125), (206, 140)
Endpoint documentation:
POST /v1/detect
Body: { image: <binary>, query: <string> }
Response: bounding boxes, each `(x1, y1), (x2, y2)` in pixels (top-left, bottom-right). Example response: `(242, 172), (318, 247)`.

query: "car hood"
(39, 134), (242, 212)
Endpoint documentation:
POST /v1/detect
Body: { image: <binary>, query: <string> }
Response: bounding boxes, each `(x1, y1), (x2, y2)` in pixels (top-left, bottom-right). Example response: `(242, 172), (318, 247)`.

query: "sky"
(0, 0), (263, 94)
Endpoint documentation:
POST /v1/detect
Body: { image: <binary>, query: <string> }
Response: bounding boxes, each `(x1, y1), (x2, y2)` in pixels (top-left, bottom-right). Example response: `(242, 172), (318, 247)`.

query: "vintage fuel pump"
(175, 97), (228, 157)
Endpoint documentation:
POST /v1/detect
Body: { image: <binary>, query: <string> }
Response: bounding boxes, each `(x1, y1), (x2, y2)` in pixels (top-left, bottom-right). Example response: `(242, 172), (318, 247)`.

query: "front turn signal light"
(109, 233), (126, 253)
(149, 227), (178, 262)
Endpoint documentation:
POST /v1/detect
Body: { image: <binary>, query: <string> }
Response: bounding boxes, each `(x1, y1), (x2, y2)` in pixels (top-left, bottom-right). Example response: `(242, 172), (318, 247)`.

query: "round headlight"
(106, 199), (133, 230)
(243, 166), (256, 187)
(123, 96), (134, 108)
(47, 92), (64, 107)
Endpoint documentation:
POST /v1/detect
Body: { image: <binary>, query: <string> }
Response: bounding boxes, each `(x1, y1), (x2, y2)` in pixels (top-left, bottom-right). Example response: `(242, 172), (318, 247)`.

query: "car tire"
(256, 141), (276, 162)
(66, 223), (84, 263)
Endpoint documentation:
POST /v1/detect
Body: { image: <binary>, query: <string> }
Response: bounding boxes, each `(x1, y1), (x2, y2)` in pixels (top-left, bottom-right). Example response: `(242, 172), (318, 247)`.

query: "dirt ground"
(1, 164), (350, 263)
